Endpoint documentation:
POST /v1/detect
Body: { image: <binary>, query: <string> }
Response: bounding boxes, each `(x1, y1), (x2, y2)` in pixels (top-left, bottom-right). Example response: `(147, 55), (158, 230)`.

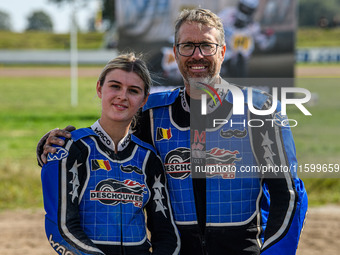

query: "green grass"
(288, 78), (340, 205)
(297, 28), (340, 48)
(0, 76), (101, 209)
(289, 78), (340, 162)
(0, 31), (105, 49)
(0, 28), (339, 50)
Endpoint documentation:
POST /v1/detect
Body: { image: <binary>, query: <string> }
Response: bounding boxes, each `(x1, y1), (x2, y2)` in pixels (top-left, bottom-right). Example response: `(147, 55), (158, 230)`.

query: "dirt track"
(0, 206), (339, 255)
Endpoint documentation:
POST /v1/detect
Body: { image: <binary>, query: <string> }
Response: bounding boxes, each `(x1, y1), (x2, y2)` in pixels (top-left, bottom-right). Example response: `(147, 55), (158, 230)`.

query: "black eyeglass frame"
(176, 42), (221, 57)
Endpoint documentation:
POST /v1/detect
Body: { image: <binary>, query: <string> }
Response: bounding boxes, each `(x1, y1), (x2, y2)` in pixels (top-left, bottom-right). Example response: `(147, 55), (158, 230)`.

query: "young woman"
(41, 53), (180, 255)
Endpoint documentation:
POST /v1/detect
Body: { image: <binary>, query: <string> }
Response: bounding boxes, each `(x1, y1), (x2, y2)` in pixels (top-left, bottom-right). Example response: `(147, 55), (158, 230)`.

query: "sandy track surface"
(295, 65), (340, 77)
(0, 206), (339, 254)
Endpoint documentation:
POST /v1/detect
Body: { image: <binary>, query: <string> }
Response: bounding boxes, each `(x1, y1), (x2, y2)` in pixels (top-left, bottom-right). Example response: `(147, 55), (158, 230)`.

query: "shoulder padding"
(225, 86), (271, 110)
(143, 87), (181, 111)
(131, 134), (157, 155)
(71, 128), (96, 141)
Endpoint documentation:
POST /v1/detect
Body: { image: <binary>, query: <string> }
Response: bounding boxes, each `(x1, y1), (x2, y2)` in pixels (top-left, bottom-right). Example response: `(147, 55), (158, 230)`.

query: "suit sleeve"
(249, 101), (308, 255)
(144, 152), (181, 255)
(41, 139), (104, 255)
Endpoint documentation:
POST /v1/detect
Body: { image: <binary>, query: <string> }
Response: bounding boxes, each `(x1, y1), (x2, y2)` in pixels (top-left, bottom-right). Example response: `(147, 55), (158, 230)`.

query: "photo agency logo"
(200, 81), (312, 127)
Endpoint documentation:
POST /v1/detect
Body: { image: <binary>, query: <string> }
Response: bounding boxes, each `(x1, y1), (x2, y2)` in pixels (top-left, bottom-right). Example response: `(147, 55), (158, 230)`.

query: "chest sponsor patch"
(164, 147), (191, 179)
(205, 148), (242, 179)
(90, 179), (146, 208)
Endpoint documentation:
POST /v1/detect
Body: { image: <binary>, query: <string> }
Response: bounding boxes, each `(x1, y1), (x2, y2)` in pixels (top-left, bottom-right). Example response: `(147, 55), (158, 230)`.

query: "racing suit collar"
(181, 78), (229, 114)
(91, 120), (131, 152)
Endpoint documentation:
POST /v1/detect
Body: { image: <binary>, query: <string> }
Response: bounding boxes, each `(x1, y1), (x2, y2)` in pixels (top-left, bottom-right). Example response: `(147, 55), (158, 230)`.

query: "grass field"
(0, 67), (339, 210)
(0, 31), (104, 50)
(290, 77), (340, 205)
(297, 28), (340, 48)
(0, 75), (100, 209)
(0, 28), (339, 50)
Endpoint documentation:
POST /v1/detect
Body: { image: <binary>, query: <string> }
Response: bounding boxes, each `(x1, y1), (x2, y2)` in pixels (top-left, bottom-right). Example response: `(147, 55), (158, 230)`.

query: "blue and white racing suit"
(41, 120), (180, 255)
(137, 84), (307, 255)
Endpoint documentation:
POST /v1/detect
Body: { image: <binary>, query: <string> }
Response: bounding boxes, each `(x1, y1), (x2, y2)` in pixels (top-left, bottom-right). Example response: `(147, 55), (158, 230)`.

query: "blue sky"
(0, 0), (99, 33)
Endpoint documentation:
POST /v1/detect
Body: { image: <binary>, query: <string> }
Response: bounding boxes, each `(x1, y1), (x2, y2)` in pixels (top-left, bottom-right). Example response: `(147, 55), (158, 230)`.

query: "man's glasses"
(176, 42), (221, 57)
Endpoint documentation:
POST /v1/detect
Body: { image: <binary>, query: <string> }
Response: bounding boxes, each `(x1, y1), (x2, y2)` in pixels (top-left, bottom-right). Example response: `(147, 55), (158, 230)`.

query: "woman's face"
(97, 69), (148, 126)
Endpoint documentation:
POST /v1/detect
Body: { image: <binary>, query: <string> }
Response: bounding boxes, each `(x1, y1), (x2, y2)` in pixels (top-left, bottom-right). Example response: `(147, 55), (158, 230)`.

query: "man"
(38, 8), (307, 255)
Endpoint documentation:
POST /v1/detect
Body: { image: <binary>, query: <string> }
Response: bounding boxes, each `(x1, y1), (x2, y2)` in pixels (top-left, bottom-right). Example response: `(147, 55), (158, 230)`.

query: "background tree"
(49, 0), (116, 30)
(299, 0), (340, 27)
(0, 10), (12, 31)
(102, 0), (115, 30)
(87, 16), (96, 32)
(26, 11), (54, 32)
(49, 0), (340, 28)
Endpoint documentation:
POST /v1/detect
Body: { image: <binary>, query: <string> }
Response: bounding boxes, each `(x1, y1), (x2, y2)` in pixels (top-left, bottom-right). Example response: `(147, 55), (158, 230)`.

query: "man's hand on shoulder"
(37, 125), (76, 166)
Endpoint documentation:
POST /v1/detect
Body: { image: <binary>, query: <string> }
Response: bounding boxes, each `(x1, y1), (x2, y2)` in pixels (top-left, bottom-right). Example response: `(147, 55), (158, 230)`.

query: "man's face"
(174, 22), (226, 90)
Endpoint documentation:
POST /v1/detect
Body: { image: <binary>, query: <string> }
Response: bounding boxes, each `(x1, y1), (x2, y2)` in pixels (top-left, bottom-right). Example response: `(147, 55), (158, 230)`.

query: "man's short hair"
(174, 8), (225, 45)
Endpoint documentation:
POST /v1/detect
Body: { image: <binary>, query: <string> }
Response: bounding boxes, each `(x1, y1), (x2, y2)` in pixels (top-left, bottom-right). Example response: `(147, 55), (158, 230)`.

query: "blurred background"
(0, 0), (339, 254)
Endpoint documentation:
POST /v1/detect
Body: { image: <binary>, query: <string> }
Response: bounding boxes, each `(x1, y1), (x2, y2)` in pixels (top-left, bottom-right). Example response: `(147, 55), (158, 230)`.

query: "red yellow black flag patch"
(91, 159), (112, 171)
(156, 127), (172, 141)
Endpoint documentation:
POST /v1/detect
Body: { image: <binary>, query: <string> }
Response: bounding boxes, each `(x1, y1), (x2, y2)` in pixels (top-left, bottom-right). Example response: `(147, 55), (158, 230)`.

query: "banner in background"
(115, 0), (297, 89)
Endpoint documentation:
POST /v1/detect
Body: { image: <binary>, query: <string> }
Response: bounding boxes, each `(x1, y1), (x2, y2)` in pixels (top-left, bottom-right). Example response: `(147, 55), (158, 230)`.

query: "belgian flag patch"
(91, 159), (112, 171)
(156, 127), (172, 141)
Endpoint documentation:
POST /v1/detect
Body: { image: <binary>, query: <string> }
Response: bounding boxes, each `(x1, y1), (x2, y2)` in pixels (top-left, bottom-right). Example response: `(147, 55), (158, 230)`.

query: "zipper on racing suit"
(113, 152), (126, 255)
(193, 176), (208, 255)
(190, 99), (208, 255)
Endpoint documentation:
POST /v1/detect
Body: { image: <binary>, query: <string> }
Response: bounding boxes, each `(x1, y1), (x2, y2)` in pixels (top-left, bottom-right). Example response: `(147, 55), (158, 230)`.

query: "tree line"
(1, 0), (340, 32)
(299, 0), (340, 27)
(0, 10), (54, 32)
